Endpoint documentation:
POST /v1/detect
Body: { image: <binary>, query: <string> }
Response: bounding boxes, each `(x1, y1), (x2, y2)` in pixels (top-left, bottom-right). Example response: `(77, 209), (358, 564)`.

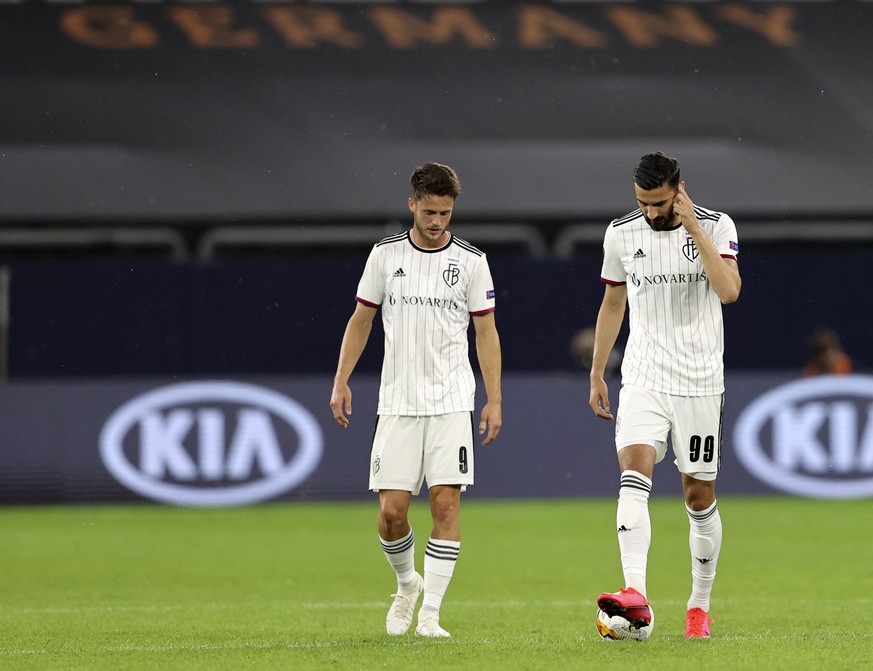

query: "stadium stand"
(0, 1), (871, 376)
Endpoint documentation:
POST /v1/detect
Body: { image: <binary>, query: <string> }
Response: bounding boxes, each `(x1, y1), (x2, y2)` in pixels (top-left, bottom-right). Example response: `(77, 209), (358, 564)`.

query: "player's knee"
(429, 489), (459, 527)
(430, 499), (457, 527)
(683, 478), (715, 511)
(379, 502), (409, 536)
(684, 489), (715, 511)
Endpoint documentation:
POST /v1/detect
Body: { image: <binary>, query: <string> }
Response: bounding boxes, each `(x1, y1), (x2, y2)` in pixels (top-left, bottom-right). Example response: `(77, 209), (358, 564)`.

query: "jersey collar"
(407, 229), (453, 253)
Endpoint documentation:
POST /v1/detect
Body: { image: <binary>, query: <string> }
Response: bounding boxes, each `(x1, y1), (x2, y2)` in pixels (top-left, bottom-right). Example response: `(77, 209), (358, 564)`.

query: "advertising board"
(1, 372), (870, 504)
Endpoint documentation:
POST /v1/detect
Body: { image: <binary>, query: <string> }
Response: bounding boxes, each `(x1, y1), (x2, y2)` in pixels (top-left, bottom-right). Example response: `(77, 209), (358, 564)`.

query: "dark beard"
(644, 213), (680, 232)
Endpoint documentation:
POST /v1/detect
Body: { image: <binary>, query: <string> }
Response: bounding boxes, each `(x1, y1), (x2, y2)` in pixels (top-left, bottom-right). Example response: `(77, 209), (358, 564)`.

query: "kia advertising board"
(0, 377), (356, 506)
(0, 373), (871, 505)
(734, 375), (873, 499)
(99, 381), (324, 507)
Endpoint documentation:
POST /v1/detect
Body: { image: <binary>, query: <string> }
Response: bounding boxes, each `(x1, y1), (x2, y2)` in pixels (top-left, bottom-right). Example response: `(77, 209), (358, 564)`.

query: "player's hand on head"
(674, 181), (698, 231)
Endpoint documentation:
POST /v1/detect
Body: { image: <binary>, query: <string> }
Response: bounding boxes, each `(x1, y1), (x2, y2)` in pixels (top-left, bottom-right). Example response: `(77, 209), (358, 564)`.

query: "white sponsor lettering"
(100, 381), (323, 507)
(734, 375), (873, 498)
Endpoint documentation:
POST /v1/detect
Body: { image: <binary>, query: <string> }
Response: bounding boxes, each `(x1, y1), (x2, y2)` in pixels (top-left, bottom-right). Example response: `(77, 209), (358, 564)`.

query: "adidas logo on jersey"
(633, 249), (646, 259)
(393, 268), (406, 277)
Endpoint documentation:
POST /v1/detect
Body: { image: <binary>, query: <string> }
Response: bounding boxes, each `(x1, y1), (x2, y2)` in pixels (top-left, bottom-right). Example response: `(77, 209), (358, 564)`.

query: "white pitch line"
(0, 641), (351, 658)
(2, 631), (871, 658)
(9, 596), (870, 616)
(10, 603), (239, 615)
(7, 596), (871, 618)
(301, 598), (687, 610)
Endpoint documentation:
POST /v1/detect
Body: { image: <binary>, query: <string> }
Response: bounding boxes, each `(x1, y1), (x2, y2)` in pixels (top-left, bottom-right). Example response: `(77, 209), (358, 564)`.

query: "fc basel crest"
(682, 237), (699, 262)
(442, 262), (460, 287)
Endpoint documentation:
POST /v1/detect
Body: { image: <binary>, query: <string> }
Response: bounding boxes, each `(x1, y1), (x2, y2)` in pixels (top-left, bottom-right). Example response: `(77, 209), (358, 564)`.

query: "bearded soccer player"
(588, 152), (741, 639)
(330, 162), (503, 638)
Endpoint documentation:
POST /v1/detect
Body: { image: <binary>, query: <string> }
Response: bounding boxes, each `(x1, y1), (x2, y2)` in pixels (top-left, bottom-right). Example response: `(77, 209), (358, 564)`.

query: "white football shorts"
(614, 385), (723, 481)
(369, 412), (475, 494)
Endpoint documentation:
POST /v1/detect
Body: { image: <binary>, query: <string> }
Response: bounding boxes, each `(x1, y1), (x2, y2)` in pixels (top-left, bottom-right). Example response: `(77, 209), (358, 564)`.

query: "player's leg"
(415, 412), (473, 638)
(672, 394), (723, 639)
(616, 444), (657, 598)
(597, 443), (658, 625)
(378, 489), (424, 635)
(378, 488), (416, 572)
(370, 416), (426, 635)
(681, 475), (719, 638)
(415, 484), (460, 637)
(598, 386), (669, 625)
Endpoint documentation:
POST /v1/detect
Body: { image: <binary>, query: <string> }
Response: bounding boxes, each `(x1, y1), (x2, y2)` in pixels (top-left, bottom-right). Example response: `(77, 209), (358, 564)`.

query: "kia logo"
(99, 381), (323, 507)
(734, 375), (873, 498)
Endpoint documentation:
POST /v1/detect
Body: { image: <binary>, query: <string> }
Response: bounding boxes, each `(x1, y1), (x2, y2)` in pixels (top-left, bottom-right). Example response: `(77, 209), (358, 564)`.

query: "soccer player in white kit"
(330, 162), (503, 638)
(588, 152), (741, 639)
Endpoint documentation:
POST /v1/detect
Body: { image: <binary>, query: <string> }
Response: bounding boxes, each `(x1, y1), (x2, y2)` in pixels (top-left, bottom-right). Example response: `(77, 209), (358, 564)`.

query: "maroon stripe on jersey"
(601, 277), (627, 286)
(720, 254), (737, 260)
(470, 307), (495, 316)
(355, 296), (380, 308)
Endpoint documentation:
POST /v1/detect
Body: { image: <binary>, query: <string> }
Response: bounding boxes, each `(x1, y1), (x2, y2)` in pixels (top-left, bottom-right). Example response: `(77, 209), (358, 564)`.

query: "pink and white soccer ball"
(595, 606), (655, 641)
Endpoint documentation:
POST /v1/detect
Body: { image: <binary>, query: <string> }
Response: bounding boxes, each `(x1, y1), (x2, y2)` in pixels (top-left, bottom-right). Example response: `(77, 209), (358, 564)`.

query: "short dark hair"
(410, 162), (461, 201)
(633, 152), (681, 190)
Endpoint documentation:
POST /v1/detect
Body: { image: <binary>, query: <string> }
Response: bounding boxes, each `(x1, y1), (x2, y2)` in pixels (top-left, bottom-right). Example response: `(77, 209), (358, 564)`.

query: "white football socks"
(420, 538), (460, 616)
(686, 500), (722, 612)
(616, 470), (653, 599)
(379, 528), (417, 590)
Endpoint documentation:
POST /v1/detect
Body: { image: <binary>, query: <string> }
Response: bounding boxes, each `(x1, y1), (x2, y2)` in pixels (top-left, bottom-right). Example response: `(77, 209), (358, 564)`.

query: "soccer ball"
(595, 605), (655, 641)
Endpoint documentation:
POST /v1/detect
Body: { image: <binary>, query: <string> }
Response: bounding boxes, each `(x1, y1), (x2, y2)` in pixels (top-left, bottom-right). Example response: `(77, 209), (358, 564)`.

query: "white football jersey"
(356, 230), (496, 416)
(600, 206), (739, 396)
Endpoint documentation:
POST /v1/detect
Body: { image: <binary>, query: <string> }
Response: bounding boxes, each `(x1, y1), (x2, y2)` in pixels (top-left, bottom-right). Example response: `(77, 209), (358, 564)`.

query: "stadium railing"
(0, 227), (188, 261)
(196, 223), (549, 260)
(2, 220), (872, 262)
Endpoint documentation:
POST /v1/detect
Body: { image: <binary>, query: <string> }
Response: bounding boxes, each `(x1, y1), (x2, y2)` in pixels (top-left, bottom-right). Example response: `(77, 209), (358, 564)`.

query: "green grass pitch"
(1, 497), (871, 670)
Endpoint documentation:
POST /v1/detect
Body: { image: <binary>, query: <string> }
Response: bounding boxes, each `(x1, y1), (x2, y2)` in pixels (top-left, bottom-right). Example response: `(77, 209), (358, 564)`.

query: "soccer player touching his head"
(330, 162), (503, 638)
(588, 152), (741, 639)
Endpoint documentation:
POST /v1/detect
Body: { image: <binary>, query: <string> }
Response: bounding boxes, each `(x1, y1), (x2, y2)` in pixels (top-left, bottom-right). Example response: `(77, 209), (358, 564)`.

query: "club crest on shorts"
(372, 457), (380, 474)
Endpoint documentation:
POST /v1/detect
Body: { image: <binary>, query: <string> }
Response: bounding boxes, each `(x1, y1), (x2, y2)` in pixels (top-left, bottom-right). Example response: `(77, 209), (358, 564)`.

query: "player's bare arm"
(674, 182), (742, 304)
(330, 302), (377, 427)
(473, 312), (502, 445)
(589, 284), (627, 420)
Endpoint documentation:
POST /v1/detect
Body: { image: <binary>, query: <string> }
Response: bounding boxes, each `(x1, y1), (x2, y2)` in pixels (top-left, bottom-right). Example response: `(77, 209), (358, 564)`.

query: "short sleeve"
(713, 213), (740, 259)
(600, 223), (627, 285)
(355, 245), (384, 308)
(468, 255), (496, 316)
